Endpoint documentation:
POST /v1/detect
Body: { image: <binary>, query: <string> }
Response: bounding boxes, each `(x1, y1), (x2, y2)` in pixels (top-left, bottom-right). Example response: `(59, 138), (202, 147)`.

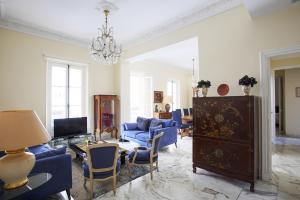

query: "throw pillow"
(149, 125), (162, 138)
(149, 118), (162, 128)
(124, 123), (138, 130)
(137, 117), (151, 131)
(161, 119), (174, 128)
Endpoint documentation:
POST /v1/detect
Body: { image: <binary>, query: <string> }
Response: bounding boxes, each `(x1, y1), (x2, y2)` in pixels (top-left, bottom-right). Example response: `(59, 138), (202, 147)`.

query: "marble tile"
(272, 140), (300, 199)
(95, 137), (284, 200)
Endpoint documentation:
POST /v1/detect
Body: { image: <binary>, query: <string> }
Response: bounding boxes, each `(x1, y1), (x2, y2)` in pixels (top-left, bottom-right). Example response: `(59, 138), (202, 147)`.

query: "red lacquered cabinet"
(193, 96), (260, 192)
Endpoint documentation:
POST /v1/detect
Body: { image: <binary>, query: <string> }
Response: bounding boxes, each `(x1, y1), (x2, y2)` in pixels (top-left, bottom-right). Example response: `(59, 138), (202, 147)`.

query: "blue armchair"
(0, 145), (72, 200)
(82, 143), (120, 198)
(121, 118), (177, 148)
(127, 132), (163, 180)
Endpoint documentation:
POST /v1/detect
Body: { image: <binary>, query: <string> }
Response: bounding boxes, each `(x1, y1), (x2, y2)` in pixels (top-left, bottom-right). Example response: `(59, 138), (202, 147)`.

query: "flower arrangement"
(238, 75), (257, 87)
(197, 80), (211, 88)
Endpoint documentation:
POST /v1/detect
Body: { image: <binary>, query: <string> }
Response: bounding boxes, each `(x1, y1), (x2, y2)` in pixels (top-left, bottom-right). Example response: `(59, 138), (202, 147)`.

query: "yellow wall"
(284, 68), (300, 137)
(0, 28), (115, 131)
(271, 56), (300, 68)
(123, 3), (300, 97)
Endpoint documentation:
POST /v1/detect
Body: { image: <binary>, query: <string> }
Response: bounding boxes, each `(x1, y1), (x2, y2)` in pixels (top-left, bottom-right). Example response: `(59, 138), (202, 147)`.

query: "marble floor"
(91, 136), (299, 200)
(272, 137), (300, 199)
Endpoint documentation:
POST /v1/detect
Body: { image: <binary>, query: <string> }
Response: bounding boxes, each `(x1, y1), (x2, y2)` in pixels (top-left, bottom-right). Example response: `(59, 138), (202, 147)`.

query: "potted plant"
(238, 75), (257, 96)
(197, 80), (211, 97)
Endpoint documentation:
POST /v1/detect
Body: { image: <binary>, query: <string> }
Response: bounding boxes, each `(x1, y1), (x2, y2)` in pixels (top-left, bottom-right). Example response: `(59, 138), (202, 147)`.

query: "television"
(54, 117), (87, 138)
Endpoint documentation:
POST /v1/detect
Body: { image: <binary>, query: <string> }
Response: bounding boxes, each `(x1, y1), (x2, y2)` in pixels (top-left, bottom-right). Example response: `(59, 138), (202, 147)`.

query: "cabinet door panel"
(193, 97), (253, 142)
(193, 137), (252, 175)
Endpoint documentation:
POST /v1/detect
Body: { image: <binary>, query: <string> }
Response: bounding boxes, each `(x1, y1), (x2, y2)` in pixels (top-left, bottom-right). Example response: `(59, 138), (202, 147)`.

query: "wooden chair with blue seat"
(172, 109), (192, 138)
(126, 132), (163, 180)
(82, 143), (120, 199)
(183, 108), (189, 116)
(189, 108), (192, 115)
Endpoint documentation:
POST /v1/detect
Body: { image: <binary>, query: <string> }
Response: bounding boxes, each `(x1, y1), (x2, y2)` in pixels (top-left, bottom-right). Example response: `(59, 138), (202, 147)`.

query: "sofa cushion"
(29, 145), (66, 160)
(124, 123), (138, 130)
(149, 118), (162, 128)
(149, 125), (162, 138)
(136, 117), (151, 131)
(135, 132), (151, 142)
(161, 119), (174, 128)
(123, 130), (145, 139)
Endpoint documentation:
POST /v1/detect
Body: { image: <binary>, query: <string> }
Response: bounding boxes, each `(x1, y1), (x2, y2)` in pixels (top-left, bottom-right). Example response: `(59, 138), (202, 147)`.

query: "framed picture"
(154, 91), (163, 103)
(296, 87), (300, 97)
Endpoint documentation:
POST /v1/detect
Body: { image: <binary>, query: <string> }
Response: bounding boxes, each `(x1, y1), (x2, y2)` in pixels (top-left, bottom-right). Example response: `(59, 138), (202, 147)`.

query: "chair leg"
(156, 161), (159, 172)
(83, 178), (87, 187)
(175, 142), (177, 148)
(150, 163), (153, 180)
(113, 176), (117, 195)
(66, 188), (71, 200)
(89, 180), (94, 200)
(127, 162), (132, 178)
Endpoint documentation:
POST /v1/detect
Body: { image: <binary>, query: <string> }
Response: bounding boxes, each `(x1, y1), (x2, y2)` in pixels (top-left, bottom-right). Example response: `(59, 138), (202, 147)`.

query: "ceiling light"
(90, 9), (121, 64)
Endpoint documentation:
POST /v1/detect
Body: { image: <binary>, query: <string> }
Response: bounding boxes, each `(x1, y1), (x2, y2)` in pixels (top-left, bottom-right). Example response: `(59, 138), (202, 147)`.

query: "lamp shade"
(0, 110), (50, 150)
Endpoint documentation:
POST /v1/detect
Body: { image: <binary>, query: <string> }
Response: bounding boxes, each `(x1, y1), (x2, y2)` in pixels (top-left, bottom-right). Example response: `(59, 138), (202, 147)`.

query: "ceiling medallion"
(90, 8), (121, 64)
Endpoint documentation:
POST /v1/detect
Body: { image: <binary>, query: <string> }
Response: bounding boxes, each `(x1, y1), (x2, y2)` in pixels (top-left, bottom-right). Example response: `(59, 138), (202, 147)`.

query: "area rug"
(70, 158), (149, 200)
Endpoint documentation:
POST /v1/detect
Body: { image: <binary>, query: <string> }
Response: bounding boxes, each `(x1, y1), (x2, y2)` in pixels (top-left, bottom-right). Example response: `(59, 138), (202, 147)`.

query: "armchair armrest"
(24, 154), (72, 199)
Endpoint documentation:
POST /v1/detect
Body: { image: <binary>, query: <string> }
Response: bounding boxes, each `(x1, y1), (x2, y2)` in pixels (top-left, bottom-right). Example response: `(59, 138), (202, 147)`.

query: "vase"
(242, 85), (251, 96)
(165, 103), (171, 113)
(202, 87), (208, 97)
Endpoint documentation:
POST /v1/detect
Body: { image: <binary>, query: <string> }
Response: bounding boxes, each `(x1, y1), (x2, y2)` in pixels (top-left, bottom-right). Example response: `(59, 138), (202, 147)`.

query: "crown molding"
(0, 18), (89, 48)
(0, 0), (242, 50)
(122, 0), (242, 49)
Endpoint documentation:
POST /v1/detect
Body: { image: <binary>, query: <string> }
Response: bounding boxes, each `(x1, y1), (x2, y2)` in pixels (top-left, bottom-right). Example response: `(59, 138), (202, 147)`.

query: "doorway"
(261, 47), (300, 198)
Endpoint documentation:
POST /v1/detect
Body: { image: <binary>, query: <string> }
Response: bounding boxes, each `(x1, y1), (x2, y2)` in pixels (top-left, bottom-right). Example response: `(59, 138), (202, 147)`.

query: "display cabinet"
(94, 95), (119, 140)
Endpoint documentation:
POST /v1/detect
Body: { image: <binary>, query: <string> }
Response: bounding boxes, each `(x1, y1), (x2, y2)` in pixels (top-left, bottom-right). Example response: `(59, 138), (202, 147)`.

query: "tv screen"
(54, 117), (87, 138)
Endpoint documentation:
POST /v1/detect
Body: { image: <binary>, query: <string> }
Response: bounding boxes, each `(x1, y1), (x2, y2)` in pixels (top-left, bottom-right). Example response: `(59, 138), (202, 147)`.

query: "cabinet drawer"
(193, 138), (253, 175)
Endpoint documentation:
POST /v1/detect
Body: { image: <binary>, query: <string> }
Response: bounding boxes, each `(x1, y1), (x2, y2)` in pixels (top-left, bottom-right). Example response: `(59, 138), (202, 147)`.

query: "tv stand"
(50, 133), (94, 148)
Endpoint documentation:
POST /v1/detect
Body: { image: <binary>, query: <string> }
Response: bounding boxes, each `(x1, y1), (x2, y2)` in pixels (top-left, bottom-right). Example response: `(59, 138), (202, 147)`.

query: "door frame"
(260, 45), (300, 180)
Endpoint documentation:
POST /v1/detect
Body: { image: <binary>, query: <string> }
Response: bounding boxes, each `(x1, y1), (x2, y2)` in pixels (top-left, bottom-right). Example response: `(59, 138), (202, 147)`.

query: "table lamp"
(0, 110), (50, 189)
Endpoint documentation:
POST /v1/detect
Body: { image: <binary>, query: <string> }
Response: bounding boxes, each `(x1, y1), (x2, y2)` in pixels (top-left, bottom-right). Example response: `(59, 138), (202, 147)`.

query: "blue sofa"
(0, 144), (72, 200)
(121, 117), (177, 148)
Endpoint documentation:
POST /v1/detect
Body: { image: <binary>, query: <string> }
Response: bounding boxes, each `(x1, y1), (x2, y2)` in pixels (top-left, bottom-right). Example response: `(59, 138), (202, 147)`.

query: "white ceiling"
(128, 37), (198, 70)
(243, 0), (299, 18)
(0, 0), (242, 47)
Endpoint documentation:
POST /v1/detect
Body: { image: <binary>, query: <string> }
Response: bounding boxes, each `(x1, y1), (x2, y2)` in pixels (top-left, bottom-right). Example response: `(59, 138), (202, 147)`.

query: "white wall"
(131, 60), (191, 106)
(121, 60), (191, 122)
(122, 4), (300, 97)
(285, 68), (300, 137)
(0, 28), (115, 134)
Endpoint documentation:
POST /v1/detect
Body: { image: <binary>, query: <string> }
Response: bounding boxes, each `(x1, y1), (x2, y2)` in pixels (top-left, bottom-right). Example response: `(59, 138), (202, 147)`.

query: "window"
(167, 80), (180, 111)
(46, 59), (87, 133)
(130, 74), (152, 121)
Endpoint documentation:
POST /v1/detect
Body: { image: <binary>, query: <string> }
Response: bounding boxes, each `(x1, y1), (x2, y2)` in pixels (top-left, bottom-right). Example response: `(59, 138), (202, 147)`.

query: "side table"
(0, 173), (52, 200)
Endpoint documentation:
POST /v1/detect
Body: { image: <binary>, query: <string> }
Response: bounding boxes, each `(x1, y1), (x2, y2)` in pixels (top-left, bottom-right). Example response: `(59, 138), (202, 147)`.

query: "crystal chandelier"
(90, 9), (121, 64)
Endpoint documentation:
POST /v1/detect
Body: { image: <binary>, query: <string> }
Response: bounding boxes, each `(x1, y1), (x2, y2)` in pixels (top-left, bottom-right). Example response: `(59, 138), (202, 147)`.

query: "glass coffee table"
(69, 140), (129, 165)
